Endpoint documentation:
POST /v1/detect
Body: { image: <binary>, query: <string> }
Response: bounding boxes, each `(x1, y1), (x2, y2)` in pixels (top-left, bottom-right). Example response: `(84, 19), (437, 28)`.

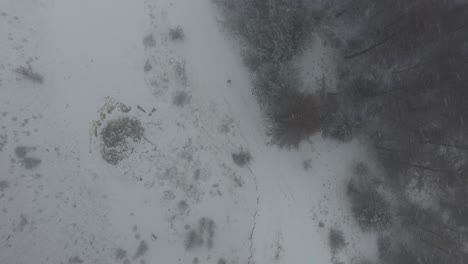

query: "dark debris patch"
(100, 117), (144, 165)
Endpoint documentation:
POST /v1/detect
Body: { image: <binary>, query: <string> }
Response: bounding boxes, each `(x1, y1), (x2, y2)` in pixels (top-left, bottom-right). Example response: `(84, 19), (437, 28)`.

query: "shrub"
(173, 91), (191, 106)
(215, 0), (315, 62)
(169, 26), (185, 41)
(268, 89), (321, 147)
(329, 228), (346, 254)
(347, 180), (392, 231)
(15, 66), (44, 84)
(353, 161), (369, 177)
(144, 61), (152, 72)
(214, 1), (322, 148)
(321, 111), (360, 142)
(231, 150), (252, 167)
(143, 34), (156, 48)
(100, 117), (144, 165)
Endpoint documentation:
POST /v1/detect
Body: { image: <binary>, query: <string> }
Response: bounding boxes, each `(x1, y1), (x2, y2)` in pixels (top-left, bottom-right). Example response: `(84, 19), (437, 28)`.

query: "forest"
(214, 0), (468, 263)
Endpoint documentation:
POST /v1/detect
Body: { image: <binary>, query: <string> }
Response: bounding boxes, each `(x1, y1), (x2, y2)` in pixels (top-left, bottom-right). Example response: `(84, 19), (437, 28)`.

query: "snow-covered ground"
(0, 1), (376, 263)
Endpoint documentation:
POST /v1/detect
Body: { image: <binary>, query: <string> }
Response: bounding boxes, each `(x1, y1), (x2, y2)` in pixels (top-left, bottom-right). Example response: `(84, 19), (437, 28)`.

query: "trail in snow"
(0, 0), (377, 263)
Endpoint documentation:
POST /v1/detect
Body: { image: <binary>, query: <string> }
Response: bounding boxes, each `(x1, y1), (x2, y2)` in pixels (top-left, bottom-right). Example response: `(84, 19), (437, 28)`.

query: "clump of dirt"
(100, 117), (144, 165)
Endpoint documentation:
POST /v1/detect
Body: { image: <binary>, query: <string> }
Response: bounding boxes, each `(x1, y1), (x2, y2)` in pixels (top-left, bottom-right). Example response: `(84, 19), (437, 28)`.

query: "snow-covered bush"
(168, 26), (184, 41)
(347, 180), (392, 231)
(231, 149), (252, 167)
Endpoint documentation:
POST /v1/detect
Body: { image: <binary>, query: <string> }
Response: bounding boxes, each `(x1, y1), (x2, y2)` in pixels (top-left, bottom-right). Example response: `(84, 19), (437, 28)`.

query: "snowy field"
(0, 1), (376, 263)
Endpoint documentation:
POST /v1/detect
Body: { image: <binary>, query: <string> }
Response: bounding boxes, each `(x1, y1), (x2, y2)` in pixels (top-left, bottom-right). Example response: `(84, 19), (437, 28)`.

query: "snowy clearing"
(0, 1), (378, 263)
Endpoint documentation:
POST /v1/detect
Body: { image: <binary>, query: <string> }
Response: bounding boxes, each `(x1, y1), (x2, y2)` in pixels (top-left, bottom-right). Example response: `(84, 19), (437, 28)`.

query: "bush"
(169, 26), (185, 41)
(214, 0), (322, 148)
(321, 111), (361, 142)
(143, 34), (156, 48)
(353, 161), (369, 177)
(329, 228), (346, 254)
(268, 89), (321, 147)
(347, 180), (392, 231)
(100, 117), (144, 165)
(173, 91), (191, 106)
(231, 150), (252, 167)
(215, 0), (315, 63)
(15, 66), (44, 84)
